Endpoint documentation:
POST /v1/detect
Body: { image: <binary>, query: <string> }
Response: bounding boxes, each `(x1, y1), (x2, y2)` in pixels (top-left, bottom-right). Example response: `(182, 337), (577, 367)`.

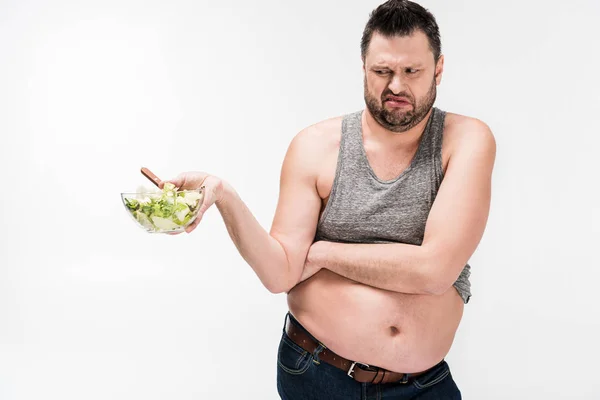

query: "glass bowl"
(120, 187), (205, 233)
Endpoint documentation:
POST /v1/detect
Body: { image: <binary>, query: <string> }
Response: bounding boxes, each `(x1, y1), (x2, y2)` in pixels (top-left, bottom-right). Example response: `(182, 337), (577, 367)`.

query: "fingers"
(159, 172), (210, 191)
(159, 175), (185, 190)
(185, 197), (208, 233)
(185, 215), (202, 233)
(183, 181), (219, 234)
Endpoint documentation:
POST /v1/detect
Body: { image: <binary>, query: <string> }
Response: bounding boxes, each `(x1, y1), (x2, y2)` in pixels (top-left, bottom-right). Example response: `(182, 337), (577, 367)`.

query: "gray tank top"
(315, 107), (472, 303)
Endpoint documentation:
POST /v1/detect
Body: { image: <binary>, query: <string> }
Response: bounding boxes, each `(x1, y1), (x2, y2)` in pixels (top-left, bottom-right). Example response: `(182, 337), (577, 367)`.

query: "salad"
(123, 183), (204, 232)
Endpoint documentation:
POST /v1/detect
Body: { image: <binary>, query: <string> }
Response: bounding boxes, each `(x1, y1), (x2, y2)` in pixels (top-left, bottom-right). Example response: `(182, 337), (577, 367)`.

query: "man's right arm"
(215, 128), (324, 293)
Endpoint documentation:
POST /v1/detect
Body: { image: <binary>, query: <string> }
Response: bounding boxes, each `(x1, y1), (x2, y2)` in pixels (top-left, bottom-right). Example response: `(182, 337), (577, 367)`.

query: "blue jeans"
(277, 313), (462, 400)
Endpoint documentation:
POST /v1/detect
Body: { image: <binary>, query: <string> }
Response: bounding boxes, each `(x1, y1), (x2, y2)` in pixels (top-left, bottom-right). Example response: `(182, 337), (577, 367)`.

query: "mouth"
(384, 97), (411, 108)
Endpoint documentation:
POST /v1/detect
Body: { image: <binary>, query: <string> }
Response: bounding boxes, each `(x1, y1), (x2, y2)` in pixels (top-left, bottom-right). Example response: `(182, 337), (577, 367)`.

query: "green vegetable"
(124, 183), (204, 232)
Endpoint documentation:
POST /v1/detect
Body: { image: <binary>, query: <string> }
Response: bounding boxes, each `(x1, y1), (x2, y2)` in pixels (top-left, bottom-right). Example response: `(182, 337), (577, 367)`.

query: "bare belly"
(287, 269), (464, 373)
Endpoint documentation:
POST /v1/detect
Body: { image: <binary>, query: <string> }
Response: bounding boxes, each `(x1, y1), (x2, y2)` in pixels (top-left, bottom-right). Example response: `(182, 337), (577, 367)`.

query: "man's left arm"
(305, 120), (496, 295)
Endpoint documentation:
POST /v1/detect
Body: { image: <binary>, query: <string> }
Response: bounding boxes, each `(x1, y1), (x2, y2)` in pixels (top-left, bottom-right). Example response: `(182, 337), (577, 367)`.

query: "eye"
(405, 68), (419, 74)
(374, 70), (391, 75)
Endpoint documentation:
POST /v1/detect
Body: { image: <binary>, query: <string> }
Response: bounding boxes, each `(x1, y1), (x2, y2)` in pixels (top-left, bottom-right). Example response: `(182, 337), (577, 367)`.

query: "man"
(162, 0), (495, 398)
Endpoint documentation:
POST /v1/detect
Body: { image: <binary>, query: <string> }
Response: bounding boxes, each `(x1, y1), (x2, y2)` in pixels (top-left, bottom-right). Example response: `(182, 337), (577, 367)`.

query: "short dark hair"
(360, 0), (442, 62)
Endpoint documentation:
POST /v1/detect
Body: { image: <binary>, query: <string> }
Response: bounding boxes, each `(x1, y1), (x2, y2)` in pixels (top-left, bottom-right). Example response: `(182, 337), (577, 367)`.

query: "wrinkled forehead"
(365, 30), (434, 67)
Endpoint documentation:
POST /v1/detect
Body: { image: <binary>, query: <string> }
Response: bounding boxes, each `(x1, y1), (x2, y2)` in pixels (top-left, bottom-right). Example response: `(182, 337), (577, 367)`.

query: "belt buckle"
(347, 361), (370, 379)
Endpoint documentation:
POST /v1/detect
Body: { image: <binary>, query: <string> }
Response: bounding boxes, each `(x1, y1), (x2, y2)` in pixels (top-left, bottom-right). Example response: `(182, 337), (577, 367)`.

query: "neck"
(363, 107), (433, 149)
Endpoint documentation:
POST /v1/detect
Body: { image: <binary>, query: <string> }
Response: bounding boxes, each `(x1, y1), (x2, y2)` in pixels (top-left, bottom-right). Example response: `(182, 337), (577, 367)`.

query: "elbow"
(266, 286), (283, 294)
(422, 252), (460, 296)
(264, 273), (297, 295)
(263, 277), (288, 294)
(263, 239), (296, 294)
(266, 282), (288, 295)
(266, 282), (295, 295)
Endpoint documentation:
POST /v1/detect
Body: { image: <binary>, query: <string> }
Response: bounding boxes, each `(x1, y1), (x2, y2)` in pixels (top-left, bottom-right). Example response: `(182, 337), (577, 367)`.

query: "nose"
(387, 74), (404, 95)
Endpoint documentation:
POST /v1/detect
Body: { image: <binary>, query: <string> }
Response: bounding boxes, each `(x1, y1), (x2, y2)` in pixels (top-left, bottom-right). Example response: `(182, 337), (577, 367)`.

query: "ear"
(435, 55), (445, 85)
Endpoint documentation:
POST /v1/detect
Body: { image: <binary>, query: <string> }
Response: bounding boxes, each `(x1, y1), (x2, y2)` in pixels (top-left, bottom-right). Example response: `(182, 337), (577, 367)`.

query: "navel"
(389, 326), (401, 336)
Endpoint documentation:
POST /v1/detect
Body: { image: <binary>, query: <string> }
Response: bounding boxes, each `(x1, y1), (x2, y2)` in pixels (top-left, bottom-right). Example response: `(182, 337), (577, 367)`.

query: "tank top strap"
(410, 107), (442, 167)
(340, 110), (371, 176)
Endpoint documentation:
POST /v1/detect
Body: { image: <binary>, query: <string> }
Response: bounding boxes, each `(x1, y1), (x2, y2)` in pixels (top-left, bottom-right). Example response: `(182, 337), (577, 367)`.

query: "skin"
(161, 30), (496, 373)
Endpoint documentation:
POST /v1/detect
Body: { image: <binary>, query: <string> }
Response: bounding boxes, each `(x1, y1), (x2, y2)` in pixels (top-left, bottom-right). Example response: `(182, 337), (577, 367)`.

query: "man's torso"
(287, 108), (472, 373)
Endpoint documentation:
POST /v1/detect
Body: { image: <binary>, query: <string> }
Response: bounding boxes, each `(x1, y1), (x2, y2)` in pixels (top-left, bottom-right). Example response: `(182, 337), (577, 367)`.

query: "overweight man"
(161, 1), (496, 398)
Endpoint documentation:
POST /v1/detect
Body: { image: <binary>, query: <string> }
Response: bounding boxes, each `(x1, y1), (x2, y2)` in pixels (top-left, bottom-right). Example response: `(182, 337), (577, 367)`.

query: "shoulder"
(443, 111), (496, 159)
(297, 114), (344, 145)
(289, 114), (346, 157)
(283, 114), (345, 176)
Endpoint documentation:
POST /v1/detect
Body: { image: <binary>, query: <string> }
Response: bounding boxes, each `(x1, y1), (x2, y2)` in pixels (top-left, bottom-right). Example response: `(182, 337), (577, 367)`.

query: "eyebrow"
(371, 64), (424, 69)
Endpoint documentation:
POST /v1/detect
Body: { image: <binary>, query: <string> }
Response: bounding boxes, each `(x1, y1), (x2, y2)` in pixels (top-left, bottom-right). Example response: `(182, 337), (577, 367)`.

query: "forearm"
(310, 241), (438, 294)
(215, 182), (290, 293)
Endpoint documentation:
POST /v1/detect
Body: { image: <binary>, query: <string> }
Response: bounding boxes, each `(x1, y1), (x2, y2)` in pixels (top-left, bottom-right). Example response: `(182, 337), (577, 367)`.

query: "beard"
(364, 77), (437, 133)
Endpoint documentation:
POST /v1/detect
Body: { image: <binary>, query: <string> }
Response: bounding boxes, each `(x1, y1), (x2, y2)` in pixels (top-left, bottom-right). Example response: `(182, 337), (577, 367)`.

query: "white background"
(1, 0), (599, 399)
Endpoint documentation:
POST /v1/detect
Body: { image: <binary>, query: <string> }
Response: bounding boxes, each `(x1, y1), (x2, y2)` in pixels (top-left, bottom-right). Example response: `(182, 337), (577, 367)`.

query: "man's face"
(363, 30), (444, 133)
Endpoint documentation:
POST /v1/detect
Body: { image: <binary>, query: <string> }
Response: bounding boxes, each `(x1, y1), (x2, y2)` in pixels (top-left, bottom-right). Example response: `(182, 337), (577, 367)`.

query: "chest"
(316, 139), (451, 220)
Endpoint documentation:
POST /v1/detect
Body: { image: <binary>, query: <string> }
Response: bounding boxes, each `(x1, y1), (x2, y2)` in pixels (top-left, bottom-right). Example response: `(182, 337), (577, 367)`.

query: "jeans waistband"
(284, 312), (322, 343)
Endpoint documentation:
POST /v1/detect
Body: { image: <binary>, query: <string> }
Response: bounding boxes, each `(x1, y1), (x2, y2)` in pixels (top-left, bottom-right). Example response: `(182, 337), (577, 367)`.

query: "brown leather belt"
(284, 315), (429, 384)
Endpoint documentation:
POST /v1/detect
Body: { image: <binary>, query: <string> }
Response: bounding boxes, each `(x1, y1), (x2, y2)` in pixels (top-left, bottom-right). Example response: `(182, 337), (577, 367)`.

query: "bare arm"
(306, 120), (496, 295)
(215, 128), (324, 293)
